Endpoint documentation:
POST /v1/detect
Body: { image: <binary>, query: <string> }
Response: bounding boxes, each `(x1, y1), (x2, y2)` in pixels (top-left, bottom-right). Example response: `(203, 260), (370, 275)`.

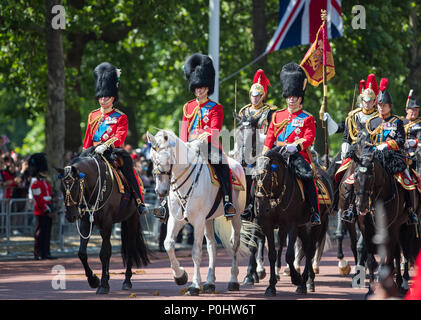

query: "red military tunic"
(180, 99), (223, 145)
(30, 178), (52, 216)
(83, 107), (128, 150)
(264, 108), (316, 164)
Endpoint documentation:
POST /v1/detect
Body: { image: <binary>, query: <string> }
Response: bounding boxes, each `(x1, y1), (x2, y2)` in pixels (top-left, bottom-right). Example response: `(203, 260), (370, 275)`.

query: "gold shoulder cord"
(405, 118), (421, 137)
(272, 113), (289, 138)
(184, 102), (201, 134)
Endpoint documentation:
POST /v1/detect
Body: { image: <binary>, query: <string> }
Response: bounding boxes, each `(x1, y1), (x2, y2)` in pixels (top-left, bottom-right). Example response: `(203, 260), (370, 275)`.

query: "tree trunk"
(408, 7), (421, 97)
(252, 0), (267, 68)
(45, 0), (65, 206)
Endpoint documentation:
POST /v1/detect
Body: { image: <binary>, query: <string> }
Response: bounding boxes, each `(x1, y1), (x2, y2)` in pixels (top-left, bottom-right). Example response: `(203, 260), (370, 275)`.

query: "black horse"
(350, 147), (408, 295)
(252, 146), (332, 296)
(57, 153), (149, 294)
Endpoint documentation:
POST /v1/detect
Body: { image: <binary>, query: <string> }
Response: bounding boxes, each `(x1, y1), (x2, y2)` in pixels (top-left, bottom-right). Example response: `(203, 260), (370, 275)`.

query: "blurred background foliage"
(0, 0), (419, 157)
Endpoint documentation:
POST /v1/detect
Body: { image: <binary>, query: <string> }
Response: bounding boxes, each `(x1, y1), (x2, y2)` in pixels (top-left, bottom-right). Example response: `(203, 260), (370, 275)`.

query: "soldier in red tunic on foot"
(29, 153), (56, 260)
(263, 62), (320, 225)
(82, 62), (148, 216)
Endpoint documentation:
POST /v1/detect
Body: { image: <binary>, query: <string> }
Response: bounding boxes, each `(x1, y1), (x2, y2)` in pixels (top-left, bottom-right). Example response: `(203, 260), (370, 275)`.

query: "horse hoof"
(257, 270), (266, 280)
(174, 270), (188, 286)
(88, 275), (100, 288)
(96, 286), (110, 294)
(242, 275), (254, 286)
(291, 275), (302, 286)
(122, 281), (132, 290)
(265, 287), (276, 297)
(276, 274), (280, 281)
(202, 283), (216, 293)
(185, 287), (200, 296)
(313, 267), (319, 274)
(307, 282), (315, 292)
(296, 285), (307, 295)
(283, 269), (290, 276)
(252, 273), (259, 283)
(228, 282), (240, 291)
(339, 264), (351, 276)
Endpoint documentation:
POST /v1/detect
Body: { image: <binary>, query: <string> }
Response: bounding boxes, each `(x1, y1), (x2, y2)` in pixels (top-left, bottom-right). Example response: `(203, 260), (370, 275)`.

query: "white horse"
(147, 130), (248, 295)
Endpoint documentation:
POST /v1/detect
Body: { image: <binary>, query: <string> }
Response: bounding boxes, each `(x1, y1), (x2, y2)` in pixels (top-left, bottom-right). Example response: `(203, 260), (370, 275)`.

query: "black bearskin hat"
(94, 62), (120, 102)
(377, 78), (392, 106)
(280, 62), (307, 102)
(29, 153), (48, 177)
(184, 53), (215, 95)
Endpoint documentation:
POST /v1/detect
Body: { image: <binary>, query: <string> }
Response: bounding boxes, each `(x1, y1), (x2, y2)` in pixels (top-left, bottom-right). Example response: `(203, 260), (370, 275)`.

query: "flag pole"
(320, 9), (330, 168)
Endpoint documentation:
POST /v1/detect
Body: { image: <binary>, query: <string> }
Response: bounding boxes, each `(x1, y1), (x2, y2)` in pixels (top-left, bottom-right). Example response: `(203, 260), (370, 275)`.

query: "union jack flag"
(265, 0), (343, 53)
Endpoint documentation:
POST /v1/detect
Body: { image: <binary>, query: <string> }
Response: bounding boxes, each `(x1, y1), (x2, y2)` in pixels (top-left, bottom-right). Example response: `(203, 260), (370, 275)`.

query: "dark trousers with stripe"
(34, 215), (52, 258)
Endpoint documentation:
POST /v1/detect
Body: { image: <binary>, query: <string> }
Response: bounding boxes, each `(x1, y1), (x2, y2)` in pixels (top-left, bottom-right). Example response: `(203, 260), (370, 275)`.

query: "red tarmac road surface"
(0, 238), (406, 300)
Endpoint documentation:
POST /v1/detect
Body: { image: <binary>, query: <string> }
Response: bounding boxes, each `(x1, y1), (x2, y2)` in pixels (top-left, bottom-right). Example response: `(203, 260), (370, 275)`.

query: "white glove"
(376, 143), (388, 151)
(285, 144), (298, 154)
(405, 139), (418, 148)
(341, 142), (350, 160)
(95, 144), (108, 154)
(323, 112), (339, 136)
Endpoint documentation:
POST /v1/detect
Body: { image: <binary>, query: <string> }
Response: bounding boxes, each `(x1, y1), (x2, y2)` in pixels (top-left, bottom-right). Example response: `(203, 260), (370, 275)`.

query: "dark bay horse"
(252, 146), (332, 296)
(351, 148), (408, 294)
(57, 153), (149, 294)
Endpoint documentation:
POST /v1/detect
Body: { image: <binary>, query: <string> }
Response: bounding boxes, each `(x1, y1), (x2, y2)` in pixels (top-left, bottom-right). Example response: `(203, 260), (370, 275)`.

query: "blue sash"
(278, 112), (308, 142)
(377, 118), (397, 143)
(190, 101), (217, 134)
(93, 111), (122, 142)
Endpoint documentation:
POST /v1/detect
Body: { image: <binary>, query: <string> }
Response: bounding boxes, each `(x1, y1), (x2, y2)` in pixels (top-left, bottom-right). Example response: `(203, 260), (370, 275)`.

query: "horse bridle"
(254, 156), (289, 210)
(62, 166), (85, 209)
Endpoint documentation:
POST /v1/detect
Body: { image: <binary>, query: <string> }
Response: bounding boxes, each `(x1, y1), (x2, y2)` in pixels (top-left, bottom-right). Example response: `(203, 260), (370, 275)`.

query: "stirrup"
(407, 209), (419, 225)
(153, 206), (167, 220)
(136, 199), (148, 215)
(311, 212), (321, 226)
(341, 209), (356, 223)
(224, 202), (236, 219)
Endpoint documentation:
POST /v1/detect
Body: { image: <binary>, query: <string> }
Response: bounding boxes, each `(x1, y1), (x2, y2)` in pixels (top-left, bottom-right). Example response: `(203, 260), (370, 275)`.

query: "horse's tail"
(213, 217), (258, 258)
(121, 213), (150, 268)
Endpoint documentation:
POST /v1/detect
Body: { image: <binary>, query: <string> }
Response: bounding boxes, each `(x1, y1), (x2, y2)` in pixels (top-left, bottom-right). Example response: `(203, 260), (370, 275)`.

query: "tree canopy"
(1, 0), (420, 157)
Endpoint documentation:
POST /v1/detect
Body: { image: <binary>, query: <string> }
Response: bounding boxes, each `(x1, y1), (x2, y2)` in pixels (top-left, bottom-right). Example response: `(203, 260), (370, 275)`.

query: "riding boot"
(153, 198), (169, 223)
(302, 179), (321, 226)
(341, 185), (357, 223)
(241, 177), (255, 221)
(116, 150), (148, 215)
(212, 163), (236, 219)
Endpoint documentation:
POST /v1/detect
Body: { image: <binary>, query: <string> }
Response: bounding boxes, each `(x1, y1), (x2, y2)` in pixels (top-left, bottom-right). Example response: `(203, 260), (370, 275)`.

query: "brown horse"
(252, 146), (332, 296)
(57, 153), (149, 294)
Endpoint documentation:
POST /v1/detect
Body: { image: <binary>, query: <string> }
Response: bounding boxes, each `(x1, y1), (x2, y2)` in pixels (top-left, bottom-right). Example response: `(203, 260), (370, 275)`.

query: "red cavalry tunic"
(180, 99), (223, 145)
(30, 178), (52, 216)
(83, 107), (128, 150)
(264, 108), (316, 164)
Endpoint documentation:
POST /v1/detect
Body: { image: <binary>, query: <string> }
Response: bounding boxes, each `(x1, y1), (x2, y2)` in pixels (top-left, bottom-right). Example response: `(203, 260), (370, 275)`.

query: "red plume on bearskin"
(253, 69), (271, 95)
(366, 74), (379, 96)
(360, 80), (366, 94)
(379, 78), (389, 92)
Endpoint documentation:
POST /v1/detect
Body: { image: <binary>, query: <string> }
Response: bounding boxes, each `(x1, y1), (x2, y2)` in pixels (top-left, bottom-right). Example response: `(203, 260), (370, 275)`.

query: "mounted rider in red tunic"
(82, 62), (148, 216)
(153, 53), (236, 221)
(262, 62), (320, 225)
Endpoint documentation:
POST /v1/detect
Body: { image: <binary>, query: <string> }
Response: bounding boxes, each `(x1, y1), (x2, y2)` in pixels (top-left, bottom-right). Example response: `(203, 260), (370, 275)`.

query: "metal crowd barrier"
(0, 186), (161, 257)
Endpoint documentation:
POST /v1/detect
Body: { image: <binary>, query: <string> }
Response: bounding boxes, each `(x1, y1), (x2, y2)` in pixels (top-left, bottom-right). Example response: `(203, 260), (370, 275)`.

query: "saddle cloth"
(342, 169), (421, 194)
(207, 164), (245, 191)
(296, 177), (332, 205)
(102, 157), (145, 194)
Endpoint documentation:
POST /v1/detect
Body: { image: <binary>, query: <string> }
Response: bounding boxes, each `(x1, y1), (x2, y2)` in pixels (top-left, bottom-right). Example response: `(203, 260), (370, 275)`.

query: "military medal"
(294, 127), (301, 135)
(203, 116), (209, 123)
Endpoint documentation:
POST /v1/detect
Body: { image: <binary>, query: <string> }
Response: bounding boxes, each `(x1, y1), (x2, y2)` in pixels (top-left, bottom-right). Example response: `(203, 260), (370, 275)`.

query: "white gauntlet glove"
(341, 142), (350, 160)
(405, 139), (418, 148)
(285, 143), (298, 154)
(323, 112), (339, 136)
(376, 143), (388, 151)
(95, 144), (108, 155)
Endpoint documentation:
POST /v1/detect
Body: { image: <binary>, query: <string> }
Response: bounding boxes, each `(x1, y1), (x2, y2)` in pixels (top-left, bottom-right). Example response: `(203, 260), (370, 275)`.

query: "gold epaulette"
(301, 110), (313, 118)
(238, 104), (251, 117)
(113, 108), (125, 116)
(268, 104), (278, 111)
